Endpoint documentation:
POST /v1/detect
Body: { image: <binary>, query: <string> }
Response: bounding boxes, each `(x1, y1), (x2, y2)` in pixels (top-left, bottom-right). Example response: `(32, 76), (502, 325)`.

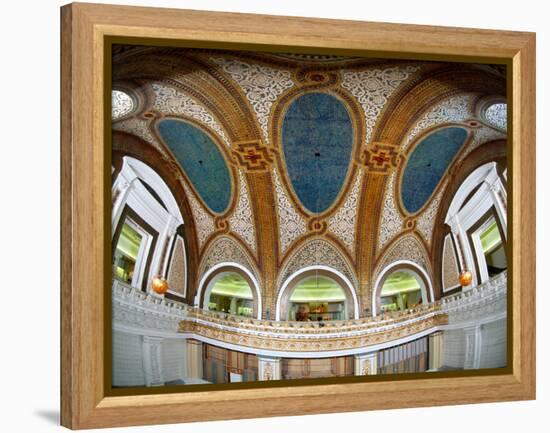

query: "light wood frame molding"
(61, 2), (535, 429)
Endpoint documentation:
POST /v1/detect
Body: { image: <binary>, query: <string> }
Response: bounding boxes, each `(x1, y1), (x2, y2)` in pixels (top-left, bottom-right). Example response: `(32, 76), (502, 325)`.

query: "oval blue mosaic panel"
(157, 119), (232, 214)
(401, 127), (469, 214)
(282, 92), (354, 214)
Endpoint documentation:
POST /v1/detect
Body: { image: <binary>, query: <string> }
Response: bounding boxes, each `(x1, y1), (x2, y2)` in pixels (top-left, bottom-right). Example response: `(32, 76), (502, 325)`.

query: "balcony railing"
(112, 271), (506, 353)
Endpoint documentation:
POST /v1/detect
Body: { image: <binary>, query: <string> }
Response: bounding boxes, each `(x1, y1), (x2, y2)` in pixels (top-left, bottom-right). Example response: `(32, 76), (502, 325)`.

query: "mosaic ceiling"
(112, 45), (507, 307)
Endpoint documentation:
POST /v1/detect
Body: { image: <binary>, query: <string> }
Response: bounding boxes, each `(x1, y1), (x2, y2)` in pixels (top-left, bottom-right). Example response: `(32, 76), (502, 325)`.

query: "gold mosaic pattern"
(167, 236), (186, 295)
(442, 235), (460, 292)
(327, 170), (363, 254)
(229, 171), (257, 254)
(179, 304), (448, 352)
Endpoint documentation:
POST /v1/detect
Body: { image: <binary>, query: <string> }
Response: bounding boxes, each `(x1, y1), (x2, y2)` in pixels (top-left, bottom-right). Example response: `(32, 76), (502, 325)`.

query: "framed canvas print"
(60, 2), (536, 429)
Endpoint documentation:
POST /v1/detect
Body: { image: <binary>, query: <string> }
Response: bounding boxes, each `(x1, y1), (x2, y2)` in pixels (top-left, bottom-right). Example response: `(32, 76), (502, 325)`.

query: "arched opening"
(379, 270), (424, 313)
(276, 266), (359, 321)
(206, 273), (254, 317)
(198, 263), (262, 319)
(112, 157), (185, 295)
(372, 262), (432, 316)
(287, 276), (347, 322)
(444, 162), (507, 286)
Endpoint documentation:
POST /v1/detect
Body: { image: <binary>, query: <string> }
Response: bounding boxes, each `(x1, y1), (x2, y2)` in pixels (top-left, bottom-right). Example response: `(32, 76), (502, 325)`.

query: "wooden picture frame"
(61, 2), (536, 429)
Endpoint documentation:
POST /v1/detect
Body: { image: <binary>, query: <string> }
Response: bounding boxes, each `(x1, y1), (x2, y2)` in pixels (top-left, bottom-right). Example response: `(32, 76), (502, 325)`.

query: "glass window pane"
(479, 218), (507, 277)
(113, 221), (143, 284)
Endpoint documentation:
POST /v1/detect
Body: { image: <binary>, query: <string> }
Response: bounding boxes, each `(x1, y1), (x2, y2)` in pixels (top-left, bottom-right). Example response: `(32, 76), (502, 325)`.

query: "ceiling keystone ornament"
(112, 89), (136, 120)
(361, 142), (400, 174)
(212, 57), (295, 144)
(483, 102), (507, 132)
(341, 66), (420, 144)
(232, 140), (273, 172)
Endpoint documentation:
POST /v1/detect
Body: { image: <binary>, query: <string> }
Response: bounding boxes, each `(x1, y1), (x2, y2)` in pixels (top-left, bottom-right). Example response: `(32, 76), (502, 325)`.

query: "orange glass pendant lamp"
(152, 276), (169, 294)
(458, 270), (473, 286)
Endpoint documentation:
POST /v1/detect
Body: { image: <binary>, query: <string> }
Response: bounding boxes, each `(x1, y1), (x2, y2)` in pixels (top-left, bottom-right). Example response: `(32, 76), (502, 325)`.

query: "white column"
(488, 178), (507, 237)
(148, 214), (178, 295)
(111, 176), (136, 233)
(428, 331), (444, 371)
(229, 297), (237, 315)
(185, 339), (203, 380)
(464, 325), (482, 369)
(142, 336), (164, 387)
(258, 356), (282, 381)
(354, 352), (378, 376)
(449, 214), (478, 288)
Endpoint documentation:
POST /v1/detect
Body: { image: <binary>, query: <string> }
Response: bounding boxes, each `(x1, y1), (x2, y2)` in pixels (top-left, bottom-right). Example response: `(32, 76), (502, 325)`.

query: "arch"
(196, 262), (262, 320)
(198, 235), (259, 283)
(277, 238), (357, 289)
(120, 156), (184, 225)
(112, 131), (200, 304)
(276, 265), (359, 321)
(371, 260), (434, 316)
(372, 66), (505, 146)
(441, 161), (507, 288)
(445, 162), (498, 221)
(429, 139), (506, 299)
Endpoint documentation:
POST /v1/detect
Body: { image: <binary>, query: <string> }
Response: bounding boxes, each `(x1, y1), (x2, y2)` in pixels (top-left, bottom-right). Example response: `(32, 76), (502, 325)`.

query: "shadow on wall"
(34, 409), (59, 426)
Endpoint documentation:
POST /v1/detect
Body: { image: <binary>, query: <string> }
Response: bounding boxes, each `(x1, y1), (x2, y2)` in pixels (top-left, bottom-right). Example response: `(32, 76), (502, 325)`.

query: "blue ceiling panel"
(401, 127), (468, 214)
(158, 119), (232, 214)
(282, 92), (354, 214)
